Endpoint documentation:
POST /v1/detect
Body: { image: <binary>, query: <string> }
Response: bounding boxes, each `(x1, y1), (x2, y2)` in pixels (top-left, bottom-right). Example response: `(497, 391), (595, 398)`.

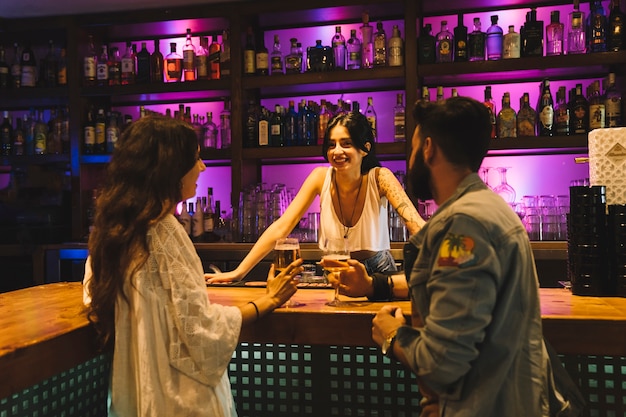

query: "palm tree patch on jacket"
(437, 233), (477, 268)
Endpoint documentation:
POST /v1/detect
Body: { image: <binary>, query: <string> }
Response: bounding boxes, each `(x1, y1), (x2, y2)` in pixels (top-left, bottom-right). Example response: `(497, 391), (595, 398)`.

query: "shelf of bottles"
(415, 0), (625, 150)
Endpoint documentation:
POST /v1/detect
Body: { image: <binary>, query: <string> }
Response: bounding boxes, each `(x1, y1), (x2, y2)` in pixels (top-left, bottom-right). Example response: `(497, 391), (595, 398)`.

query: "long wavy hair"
(85, 115), (199, 349)
(322, 111), (381, 174)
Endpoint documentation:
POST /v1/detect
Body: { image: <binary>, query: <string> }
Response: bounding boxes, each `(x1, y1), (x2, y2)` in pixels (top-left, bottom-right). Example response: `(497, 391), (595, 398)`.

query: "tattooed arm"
(377, 167), (425, 236)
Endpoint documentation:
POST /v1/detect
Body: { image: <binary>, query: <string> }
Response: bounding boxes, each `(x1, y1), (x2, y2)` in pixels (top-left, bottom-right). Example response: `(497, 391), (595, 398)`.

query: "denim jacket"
(396, 173), (552, 417)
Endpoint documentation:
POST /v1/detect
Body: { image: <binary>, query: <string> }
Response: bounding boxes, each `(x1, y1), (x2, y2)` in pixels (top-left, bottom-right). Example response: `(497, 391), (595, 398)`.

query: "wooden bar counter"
(2, 281), (626, 400)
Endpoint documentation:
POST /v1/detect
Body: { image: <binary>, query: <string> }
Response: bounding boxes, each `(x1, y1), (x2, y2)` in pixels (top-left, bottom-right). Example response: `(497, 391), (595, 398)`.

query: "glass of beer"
(322, 237), (350, 307)
(274, 237), (302, 307)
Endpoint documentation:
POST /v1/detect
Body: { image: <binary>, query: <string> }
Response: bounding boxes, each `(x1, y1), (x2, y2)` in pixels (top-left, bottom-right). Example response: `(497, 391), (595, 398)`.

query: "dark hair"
(412, 96), (491, 172)
(322, 111), (381, 174)
(86, 115), (199, 349)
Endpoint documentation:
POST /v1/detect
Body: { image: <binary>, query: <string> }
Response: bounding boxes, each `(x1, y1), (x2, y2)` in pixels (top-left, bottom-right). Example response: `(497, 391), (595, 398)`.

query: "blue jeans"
(361, 250), (398, 275)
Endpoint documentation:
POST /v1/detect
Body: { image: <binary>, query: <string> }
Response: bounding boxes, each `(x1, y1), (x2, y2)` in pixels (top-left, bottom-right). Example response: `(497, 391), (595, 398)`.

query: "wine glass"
(274, 237), (302, 308)
(492, 167), (516, 204)
(321, 237), (351, 307)
(478, 166), (492, 189)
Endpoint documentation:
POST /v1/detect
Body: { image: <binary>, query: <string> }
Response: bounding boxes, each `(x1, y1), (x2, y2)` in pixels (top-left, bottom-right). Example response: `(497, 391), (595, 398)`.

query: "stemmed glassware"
(273, 237), (302, 308)
(478, 166), (491, 189)
(321, 237), (351, 307)
(492, 167), (516, 204)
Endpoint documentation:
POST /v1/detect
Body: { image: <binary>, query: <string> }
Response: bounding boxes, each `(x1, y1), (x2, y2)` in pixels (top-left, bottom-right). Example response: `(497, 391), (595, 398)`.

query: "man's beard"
(409, 147), (434, 202)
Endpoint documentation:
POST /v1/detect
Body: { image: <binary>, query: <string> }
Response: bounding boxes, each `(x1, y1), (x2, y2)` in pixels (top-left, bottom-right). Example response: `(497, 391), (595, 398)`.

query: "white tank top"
(318, 167), (390, 252)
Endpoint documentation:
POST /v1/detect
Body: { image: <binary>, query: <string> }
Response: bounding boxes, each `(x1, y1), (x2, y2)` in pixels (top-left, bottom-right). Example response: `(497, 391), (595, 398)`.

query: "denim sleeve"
(399, 214), (501, 394)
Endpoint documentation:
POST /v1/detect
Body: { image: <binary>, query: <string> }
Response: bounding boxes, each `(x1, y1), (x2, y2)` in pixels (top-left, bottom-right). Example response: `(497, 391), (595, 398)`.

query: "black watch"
(381, 330), (398, 359)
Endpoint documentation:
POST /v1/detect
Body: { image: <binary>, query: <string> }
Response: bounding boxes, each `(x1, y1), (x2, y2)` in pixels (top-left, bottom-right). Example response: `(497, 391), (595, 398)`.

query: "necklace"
(334, 175), (364, 238)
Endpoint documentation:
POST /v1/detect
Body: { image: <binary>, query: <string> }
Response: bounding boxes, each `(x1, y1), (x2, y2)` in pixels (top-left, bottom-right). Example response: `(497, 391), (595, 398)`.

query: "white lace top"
(83, 214), (242, 417)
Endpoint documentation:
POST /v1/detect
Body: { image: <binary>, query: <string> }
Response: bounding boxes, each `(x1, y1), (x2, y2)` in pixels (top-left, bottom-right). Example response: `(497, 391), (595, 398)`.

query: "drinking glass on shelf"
(274, 237), (302, 308)
(321, 237), (351, 307)
(492, 166), (516, 204)
(478, 166), (492, 189)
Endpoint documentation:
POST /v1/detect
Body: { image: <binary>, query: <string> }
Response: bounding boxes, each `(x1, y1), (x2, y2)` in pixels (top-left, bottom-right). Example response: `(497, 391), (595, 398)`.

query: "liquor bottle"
(0, 111), (12, 156)
(554, 86), (570, 136)
(537, 79), (555, 136)
(95, 107), (106, 154)
(285, 37), (303, 74)
(373, 21), (387, 66)
(436, 20), (454, 63)
(220, 99), (232, 149)
(317, 99), (330, 145)
(393, 93), (405, 142)
(179, 201), (191, 236)
(388, 25), (404, 67)
(83, 106), (95, 155)
(417, 23), (436, 64)
(517, 92), (537, 137)
(347, 29), (362, 69)
(454, 14), (468, 62)
(605, 72), (622, 127)
(570, 83), (589, 134)
(420, 86), (430, 103)
(503, 25), (521, 59)
(203, 189), (216, 242)
(220, 29), (231, 77)
(43, 40), (58, 87)
(359, 97), (375, 141)
(150, 39), (164, 83)
(164, 42), (183, 82)
(96, 45), (109, 87)
(451, 88), (458, 97)
(203, 112), (217, 149)
(0, 46), (9, 89)
(243, 26), (256, 76)
(47, 107), (61, 154)
(486, 15), (503, 60)
(213, 200), (228, 242)
(20, 42), (37, 87)
(208, 36), (221, 80)
(108, 47), (122, 86)
(360, 11), (374, 69)
(182, 29), (196, 81)
(297, 100), (311, 145)
(331, 26), (347, 70)
(12, 117), (24, 156)
(546, 11), (565, 56)
(588, 0), (608, 52)
(84, 35), (97, 86)
(9, 43), (21, 89)
(60, 105), (70, 154)
(270, 104), (285, 147)
(588, 80), (605, 130)
(285, 100), (299, 146)
(436, 85), (444, 101)
(483, 86), (497, 139)
(497, 92), (517, 139)
(270, 34), (284, 75)
(255, 34), (269, 76)
(245, 99), (259, 148)
(568, 0), (587, 54)
(121, 41), (136, 85)
(105, 111), (120, 154)
(193, 37), (208, 80)
(135, 42), (151, 84)
(258, 107), (270, 146)
(57, 47), (67, 86)
(34, 110), (47, 155)
(608, 0), (625, 51)
(306, 100), (318, 145)
(192, 197), (205, 242)
(468, 18), (486, 61)
(523, 8), (544, 57)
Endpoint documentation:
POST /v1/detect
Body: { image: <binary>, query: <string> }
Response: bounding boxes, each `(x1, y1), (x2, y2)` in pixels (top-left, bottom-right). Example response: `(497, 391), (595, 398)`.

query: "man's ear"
(423, 137), (435, 164)
(365, 142), (372, 152)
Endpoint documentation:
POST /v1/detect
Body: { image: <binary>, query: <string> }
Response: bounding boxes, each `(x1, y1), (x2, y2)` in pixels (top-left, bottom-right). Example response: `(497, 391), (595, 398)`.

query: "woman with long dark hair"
(83, 115), (301, 417)
(207, 111), (424, 283)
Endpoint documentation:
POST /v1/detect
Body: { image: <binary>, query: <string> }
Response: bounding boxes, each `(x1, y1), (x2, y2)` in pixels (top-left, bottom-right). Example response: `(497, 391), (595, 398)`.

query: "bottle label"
(539, 106), (554, 129)
(606, 98), (622, 127)
(589, 104), (606, 129)
(183, 50), (195, 70)
(388, 45), (403, 66)
(196, 56), (208, 78)
(20, 66), (36, 87)
(244, 51), (255, 74)
(97, 63), (108, 80)
(84, 126), (95, 145)
(256, 52), (269, 70)
(84, 57), (96, 78)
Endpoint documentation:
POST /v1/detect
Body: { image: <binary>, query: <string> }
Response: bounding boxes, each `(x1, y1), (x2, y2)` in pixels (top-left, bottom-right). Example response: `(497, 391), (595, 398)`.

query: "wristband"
(367, 272), (393, 301)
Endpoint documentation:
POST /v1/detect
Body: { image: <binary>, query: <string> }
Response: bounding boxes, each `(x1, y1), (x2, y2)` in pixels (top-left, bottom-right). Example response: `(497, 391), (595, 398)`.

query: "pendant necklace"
(334, 175), (363, 239)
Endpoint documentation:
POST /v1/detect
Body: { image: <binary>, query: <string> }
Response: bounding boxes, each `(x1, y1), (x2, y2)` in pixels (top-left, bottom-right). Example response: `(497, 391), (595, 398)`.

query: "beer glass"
(274, 237), (302, 307)
(322, 237), (350, 307)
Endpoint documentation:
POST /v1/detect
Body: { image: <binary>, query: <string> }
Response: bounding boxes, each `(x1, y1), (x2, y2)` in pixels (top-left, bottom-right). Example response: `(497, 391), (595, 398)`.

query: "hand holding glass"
(322, 237), (350, 307)
(274, 237), (302, 307)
